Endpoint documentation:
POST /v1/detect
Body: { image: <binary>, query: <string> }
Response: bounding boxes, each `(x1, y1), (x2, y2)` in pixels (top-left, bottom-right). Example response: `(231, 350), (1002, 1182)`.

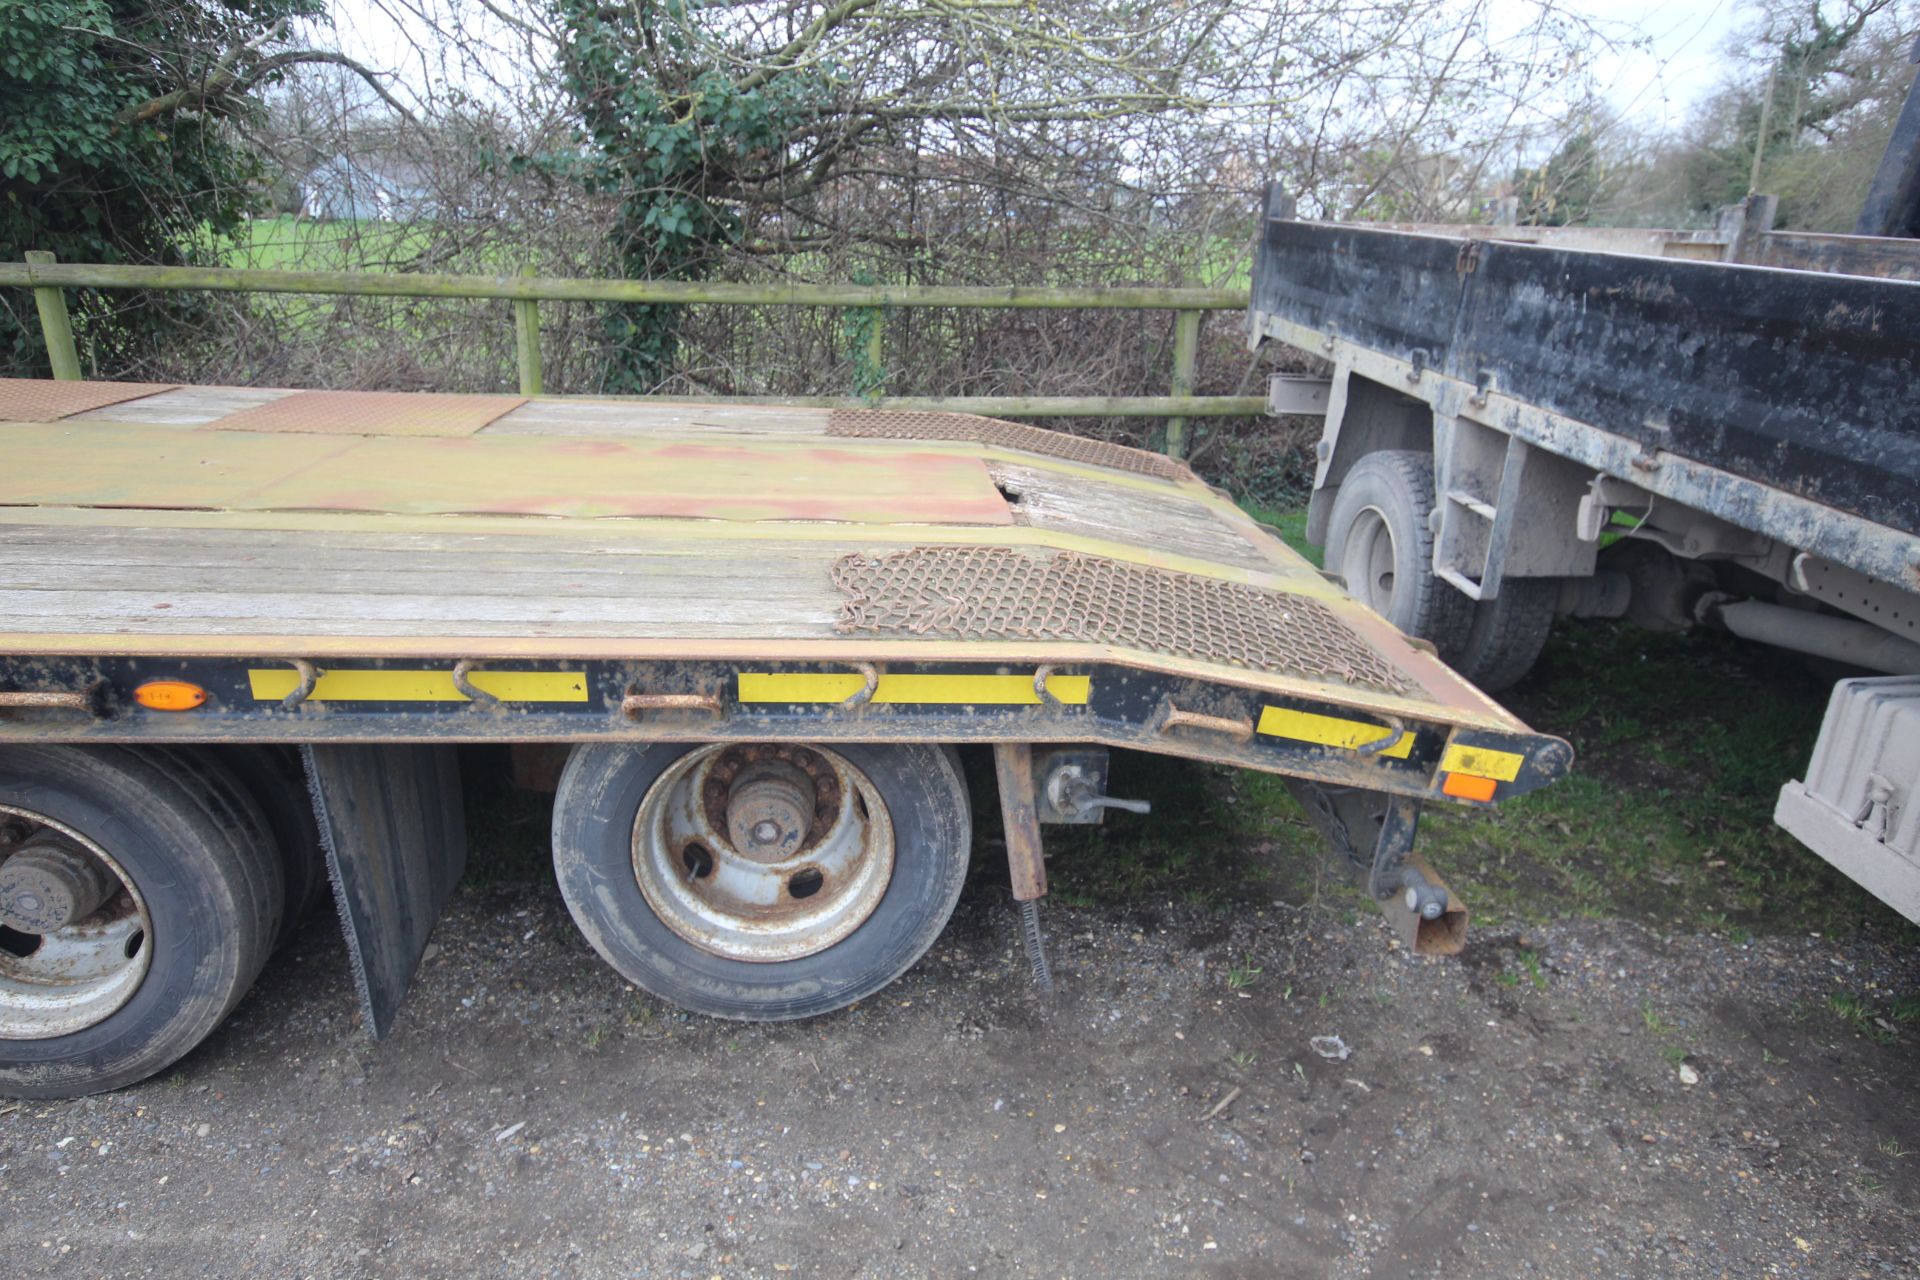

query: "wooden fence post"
(24, 252), (81, 381)
(512, 265), (543, 396)
(1164, 310), (1201, 459)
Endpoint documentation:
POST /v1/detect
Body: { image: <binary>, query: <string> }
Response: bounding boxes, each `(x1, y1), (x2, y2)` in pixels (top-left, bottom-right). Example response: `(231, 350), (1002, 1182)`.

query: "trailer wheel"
(552, 742), (969, 1020)
(216, 746), (327, 942)
(0, 746), (283, 1098)
(1324, 450), (1472, 651)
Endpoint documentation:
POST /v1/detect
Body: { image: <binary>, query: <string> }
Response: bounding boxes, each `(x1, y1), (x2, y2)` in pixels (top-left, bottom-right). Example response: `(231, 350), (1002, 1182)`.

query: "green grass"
(1238, 499), (1321, 568)
(1017, 512), (1919, 944)
(1411, 617), (1909, 939)
(218, 216), (437, 272)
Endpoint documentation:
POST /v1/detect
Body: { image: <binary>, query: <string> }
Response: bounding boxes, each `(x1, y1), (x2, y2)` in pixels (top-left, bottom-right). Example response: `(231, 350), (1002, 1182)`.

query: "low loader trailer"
(0, 379), (1566, 1096)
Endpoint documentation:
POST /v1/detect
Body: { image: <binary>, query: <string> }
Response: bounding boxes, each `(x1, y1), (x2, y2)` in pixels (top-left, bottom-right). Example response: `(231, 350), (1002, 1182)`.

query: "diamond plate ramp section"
(204, 389), (526, 437)
(828, 409), (1188, 480)
(0, 379), (175, 422)
(832, 546), (1413, 694)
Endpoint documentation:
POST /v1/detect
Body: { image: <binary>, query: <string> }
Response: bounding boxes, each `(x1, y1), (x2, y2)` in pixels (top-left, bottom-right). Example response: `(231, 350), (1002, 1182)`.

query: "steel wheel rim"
(0, 804), (154, 1040)
(1341, 506), (1399, 615)
(630, 744), (895, 963)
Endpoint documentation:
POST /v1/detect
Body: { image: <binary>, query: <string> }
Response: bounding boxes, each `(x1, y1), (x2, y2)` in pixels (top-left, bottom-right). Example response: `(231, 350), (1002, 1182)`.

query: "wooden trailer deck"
(0, 380), (1568, 802)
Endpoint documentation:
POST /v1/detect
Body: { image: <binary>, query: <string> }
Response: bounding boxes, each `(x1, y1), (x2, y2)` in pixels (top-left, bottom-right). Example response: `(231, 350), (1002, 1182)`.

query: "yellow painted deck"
(0, 381), (1532, 735)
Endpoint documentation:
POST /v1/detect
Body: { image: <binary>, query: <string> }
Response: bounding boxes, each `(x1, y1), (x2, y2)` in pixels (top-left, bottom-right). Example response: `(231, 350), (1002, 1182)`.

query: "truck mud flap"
(301, 745), (466, 1038)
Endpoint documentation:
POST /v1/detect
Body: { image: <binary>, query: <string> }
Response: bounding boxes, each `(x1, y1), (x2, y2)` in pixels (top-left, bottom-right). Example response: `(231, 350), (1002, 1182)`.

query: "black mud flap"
(301, 745), (466, 1038)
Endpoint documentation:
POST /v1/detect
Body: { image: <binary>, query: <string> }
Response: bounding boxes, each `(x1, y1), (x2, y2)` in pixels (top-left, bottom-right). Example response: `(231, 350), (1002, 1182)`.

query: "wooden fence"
(3, 255), (1262, 458)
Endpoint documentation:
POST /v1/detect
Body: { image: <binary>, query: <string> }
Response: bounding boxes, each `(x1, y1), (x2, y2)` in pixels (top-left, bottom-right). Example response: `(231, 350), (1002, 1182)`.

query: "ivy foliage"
(0, 0), (322, 375)
(548, 0), (841, 392)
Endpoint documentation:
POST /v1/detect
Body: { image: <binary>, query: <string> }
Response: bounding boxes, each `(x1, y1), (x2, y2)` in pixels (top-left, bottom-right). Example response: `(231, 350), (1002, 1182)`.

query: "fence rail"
(4, 256), (1258, 458)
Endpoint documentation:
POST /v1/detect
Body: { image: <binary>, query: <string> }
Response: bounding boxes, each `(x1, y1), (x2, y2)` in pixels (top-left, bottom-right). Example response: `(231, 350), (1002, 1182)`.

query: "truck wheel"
(552, 742), (970, 1021)
(216, 746), (327, 942)
(1324, 450), (1472, 652)
(0, 746), (283, 1098)
(1453, 579), (1557, 692)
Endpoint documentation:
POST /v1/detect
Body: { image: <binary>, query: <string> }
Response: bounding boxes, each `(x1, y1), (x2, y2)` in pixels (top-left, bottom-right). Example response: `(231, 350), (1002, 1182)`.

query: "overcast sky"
(1573, 0), (1744, 126)
(324, 0), (1752, 129)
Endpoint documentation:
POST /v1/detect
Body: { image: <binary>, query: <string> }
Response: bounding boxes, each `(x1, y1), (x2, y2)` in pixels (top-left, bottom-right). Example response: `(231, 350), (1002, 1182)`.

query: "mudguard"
(301, 745), (466, 1038)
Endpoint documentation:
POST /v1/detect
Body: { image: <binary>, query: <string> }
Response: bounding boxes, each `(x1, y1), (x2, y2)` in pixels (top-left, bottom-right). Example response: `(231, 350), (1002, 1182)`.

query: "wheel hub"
(724, 761), (816, 863)
(632, 744), (894, 963)
(0, 836), (118, 932)
(0, 806), (153, 1039)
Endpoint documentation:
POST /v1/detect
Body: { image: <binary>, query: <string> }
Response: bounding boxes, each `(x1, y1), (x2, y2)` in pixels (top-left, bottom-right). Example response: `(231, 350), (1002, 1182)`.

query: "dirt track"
(3, 839), (1918, 1279)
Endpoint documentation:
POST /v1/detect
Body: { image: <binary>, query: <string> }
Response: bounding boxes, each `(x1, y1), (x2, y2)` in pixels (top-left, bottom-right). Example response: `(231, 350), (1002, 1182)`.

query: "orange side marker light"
(1441, 772), (1498, 803)
(134, 679), (208, 712)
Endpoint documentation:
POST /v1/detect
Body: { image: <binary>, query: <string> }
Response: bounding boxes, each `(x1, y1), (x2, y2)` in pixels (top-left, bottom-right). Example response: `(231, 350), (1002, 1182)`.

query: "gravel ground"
(3, 854), (1917, 1280)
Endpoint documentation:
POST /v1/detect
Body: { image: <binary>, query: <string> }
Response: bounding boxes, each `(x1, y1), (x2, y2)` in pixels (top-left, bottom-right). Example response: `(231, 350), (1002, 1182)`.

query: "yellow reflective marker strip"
(737, 672), (1090, 706)
(248, 669), (588, 703)
(1440, 743), (1525, 782)
(1256, 706), (1416, 759)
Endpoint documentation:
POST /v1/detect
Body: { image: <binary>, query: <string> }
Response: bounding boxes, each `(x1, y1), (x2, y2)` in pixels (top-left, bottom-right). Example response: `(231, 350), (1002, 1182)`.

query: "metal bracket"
(839, 662), (881, 709)
(993, 742), (1054, 992)
(279, 659), (319, 711)
(621, 691), (726, 719)
(1365, 794), (1425, 900)
(1154, 701), (1254, 744)
(450, 659), (500, 708)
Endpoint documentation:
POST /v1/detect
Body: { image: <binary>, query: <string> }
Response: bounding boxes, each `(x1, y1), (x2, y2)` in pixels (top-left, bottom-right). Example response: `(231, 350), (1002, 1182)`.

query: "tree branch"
(118, 50), (417, 128)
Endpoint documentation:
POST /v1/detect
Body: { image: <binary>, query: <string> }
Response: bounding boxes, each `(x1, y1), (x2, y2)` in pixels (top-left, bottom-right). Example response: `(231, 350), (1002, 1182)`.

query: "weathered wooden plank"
(486, 400), (832, 436)
(80, 386), (293, 426)
(0, 559), (837, 600)
(0, 589), (839, 637)
(988, 460), (1274, 572)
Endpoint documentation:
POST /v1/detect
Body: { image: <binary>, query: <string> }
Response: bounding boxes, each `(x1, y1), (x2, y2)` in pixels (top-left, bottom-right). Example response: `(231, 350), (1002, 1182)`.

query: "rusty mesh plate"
(204, 390), (527, 437)
(827, 409), (1187, 480)
(832, 546), (1412, 694)
(0, 379), (175, 422)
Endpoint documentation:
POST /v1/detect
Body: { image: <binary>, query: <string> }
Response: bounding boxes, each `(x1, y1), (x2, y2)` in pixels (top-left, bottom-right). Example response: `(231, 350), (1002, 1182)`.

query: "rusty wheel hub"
(631, 745), (893, 963)
(0, 806), (153, 1039)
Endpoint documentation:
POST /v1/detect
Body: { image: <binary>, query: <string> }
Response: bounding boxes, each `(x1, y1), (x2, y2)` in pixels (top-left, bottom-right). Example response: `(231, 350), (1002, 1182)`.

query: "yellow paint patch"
(1439, 743), (1525, 782)
(0, 421), (1013, 525)
(248, 668), (588, 703)
(737, 672), (1090, 706)
(1256, 706), (1415, 758)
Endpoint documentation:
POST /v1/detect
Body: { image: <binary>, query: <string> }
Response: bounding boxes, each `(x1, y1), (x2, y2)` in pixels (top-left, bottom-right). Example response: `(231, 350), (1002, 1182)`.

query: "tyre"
(1451, 577), (1557, 692)
(217, 746), (328, 941)
(1324, 450), (1473, 653)
(553, 741), (970, 1021)
(0, 745), (284, 1098)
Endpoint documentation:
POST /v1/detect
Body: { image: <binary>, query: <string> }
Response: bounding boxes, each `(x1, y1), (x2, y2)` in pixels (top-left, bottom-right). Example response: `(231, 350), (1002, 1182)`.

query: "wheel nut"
(0, 838), (118, 932)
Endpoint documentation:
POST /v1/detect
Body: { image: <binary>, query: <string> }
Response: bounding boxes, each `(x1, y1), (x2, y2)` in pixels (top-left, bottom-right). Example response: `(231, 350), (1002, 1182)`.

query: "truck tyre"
(0, 745), (284, 1098)
(1324, 450), (1473, 652)
(1453, 578), (1557, 692)
(552, 741), (970, 1021)
(216, 746), (327, 942)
